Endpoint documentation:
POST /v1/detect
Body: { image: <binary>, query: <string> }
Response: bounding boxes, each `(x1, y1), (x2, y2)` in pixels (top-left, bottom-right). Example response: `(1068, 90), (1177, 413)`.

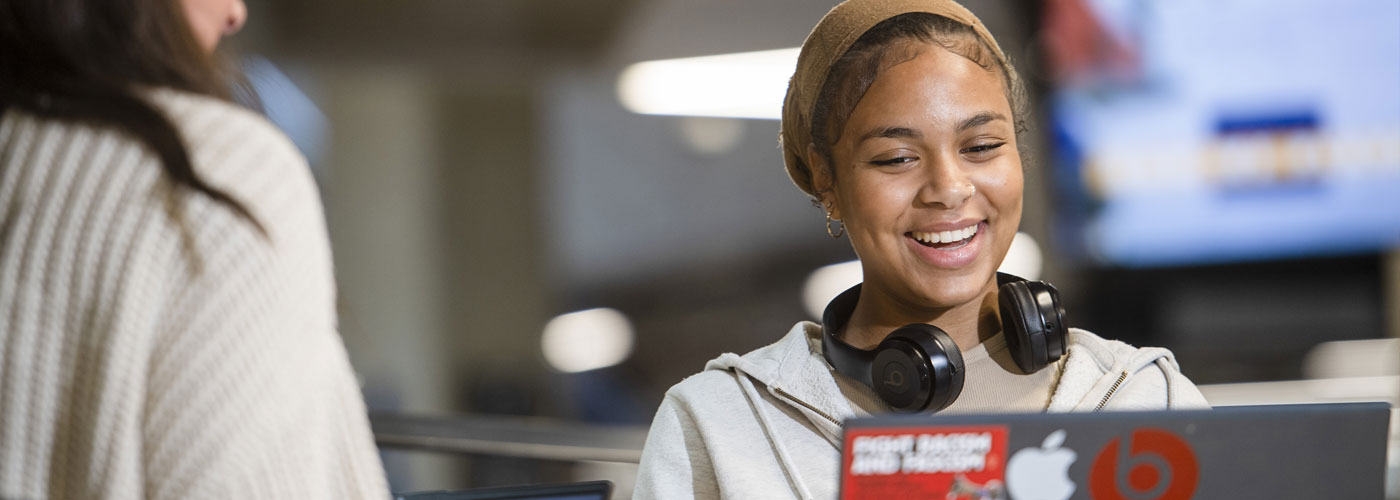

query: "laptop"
(840, 403), (1390, 499)
(394, 480), (612, 500)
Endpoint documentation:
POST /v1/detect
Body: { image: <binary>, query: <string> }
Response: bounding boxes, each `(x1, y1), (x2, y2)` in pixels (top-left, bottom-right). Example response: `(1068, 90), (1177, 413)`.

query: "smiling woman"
(633, 1), (1209, 499)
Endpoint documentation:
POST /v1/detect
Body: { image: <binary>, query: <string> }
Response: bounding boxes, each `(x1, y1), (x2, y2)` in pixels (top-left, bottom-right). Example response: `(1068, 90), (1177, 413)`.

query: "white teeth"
(911, 224), (979, 244)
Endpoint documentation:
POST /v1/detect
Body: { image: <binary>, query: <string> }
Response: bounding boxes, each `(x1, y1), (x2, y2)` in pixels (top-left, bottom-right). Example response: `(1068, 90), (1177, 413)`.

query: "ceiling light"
(541, 308), (635, 373)
(617, 48), (799, 120)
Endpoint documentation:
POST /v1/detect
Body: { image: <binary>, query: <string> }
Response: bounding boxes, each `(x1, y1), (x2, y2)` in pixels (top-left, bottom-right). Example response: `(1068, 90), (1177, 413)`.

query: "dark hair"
(0, 0), (264, 233)
(809, 13), (1029, 178)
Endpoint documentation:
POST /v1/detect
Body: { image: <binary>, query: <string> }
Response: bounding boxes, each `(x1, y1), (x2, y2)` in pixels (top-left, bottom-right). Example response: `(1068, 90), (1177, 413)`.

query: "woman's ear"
(807, 143), (841, 219)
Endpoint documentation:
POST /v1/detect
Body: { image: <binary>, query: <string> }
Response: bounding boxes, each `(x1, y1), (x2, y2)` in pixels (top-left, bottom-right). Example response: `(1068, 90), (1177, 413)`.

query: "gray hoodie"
(634, 322), (1209, 499)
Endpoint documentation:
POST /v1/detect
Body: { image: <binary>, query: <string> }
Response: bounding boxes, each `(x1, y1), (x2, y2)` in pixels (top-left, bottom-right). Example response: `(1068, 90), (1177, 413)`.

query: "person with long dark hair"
(0, 0), (389, 497)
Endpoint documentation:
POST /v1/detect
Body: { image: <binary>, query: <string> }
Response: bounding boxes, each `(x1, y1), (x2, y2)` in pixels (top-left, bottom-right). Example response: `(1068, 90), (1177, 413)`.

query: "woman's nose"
(916, 155), (974, 209)
(224, 0), (247, 36)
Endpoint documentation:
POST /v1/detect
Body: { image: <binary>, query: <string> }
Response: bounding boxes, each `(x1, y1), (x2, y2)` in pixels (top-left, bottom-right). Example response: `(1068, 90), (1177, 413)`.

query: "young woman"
(0, 0), (387, 497)
(634, 1), (1208, 498)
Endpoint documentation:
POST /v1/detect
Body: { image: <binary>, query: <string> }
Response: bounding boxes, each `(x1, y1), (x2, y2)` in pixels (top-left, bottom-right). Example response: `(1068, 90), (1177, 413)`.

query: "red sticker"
(841, 425), (1008, 500)
(1089, 428), (1198, 500)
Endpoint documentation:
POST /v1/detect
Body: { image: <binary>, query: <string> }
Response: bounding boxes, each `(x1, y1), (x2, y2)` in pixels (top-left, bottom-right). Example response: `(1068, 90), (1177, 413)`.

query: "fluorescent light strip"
(617, 47), (800, 120)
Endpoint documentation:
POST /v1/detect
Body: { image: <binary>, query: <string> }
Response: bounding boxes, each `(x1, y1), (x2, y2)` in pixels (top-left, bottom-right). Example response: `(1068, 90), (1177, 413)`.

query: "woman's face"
(818, 42), (1022, 314)
(181, 0), (247, 52)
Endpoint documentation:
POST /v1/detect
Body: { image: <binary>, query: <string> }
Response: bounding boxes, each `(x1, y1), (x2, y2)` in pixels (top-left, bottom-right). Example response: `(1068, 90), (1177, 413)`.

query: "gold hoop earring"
(825, 210), (845, 238)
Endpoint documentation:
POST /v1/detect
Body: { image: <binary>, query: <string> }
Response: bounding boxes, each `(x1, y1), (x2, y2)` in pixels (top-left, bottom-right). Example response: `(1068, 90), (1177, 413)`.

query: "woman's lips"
(904, 221), (986, 268)
(909, 222), (979, 245)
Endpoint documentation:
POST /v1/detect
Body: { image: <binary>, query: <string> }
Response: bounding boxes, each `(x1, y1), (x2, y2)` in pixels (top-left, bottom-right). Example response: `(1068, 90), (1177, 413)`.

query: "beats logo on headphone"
(821, 272), (1069, 413)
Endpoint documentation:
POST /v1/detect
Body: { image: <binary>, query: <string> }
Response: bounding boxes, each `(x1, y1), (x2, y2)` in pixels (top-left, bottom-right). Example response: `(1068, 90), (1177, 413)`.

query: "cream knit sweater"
(0, 90), (388, 499)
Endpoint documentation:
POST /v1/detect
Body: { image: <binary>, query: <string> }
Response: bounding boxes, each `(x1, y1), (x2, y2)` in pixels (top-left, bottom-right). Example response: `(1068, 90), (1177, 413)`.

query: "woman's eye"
(869, 157), (915, 166)
(962, 142), (1006, 155)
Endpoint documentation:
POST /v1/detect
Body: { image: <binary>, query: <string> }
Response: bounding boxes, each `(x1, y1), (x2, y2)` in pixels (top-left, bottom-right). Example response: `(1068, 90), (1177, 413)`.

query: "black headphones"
(821, 272), (1068, 413)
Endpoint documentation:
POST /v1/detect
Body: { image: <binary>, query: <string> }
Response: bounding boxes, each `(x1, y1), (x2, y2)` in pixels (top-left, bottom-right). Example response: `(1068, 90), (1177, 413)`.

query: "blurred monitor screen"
(1046, 0), (1400, 266)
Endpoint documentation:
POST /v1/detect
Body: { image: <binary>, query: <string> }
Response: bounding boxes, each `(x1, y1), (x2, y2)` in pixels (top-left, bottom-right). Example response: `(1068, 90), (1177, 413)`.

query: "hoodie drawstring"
(733, 369), (816, 500)
(1155, 358), (1176, 409)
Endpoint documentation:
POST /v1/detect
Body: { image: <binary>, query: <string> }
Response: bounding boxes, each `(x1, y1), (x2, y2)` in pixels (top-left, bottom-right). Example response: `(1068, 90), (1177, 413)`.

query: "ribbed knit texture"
(0, 89), (389, 499)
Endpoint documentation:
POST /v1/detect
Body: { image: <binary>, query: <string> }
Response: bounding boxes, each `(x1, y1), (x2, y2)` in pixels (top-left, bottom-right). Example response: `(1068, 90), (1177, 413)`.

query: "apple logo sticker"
(1006, 429), (1077, 500)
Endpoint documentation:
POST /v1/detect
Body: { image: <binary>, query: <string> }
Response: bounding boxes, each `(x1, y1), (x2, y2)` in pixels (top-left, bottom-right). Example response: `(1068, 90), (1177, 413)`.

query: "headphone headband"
(821, 282), (875, 387)
(822, 273), (1029, 365)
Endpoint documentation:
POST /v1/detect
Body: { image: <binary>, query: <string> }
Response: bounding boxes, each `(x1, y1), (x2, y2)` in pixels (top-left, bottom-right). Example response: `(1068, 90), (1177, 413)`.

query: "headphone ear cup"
(999, 280), (1051, 373)
(1028, 280), (1069, 361)
(872, 324), (964, 413)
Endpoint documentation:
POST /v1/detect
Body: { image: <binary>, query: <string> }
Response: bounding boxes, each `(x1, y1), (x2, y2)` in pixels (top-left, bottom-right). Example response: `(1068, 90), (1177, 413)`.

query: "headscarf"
(779, 0), (1009, 197)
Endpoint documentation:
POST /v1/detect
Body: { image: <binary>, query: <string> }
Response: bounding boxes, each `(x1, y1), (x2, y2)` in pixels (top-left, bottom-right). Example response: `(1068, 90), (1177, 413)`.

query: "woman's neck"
(841, 283), (1002, 352)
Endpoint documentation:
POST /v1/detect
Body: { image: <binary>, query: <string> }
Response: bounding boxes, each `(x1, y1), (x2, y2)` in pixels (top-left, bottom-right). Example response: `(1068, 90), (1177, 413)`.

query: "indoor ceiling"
(245, 0), (638, 61)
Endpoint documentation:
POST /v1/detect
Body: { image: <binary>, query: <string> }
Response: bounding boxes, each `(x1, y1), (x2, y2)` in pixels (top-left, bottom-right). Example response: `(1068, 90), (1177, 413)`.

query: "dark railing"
(370, 412), (649, 464)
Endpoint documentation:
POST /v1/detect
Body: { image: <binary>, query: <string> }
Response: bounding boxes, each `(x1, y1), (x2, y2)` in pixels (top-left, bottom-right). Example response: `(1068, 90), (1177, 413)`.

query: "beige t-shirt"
(834, 332), (1060, 416)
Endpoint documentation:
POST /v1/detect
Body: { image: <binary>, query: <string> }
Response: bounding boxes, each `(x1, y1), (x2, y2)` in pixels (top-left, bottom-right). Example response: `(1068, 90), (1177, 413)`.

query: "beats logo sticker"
(1089, 428), (1198, 500)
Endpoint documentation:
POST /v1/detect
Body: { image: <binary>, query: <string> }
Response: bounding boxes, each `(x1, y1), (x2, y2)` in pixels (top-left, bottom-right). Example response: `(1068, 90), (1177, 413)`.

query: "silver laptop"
(839, 403), (1389, 499)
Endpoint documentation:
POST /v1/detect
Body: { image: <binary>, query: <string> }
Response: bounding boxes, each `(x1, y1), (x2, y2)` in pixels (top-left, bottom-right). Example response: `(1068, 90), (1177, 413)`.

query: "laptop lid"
(394, 480), (612, 500)
(840, 403), (1390, 499)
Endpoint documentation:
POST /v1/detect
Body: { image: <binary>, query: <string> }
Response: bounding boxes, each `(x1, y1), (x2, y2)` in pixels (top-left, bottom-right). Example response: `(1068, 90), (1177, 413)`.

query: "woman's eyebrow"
(957, 112), (1008, 132)
(858, 126), (921, 144)
(857, 113), (1008, 144)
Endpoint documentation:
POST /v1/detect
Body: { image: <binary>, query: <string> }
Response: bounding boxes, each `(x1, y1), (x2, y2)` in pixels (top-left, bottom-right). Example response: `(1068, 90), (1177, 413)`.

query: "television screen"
(1045, 0), (1400, 266)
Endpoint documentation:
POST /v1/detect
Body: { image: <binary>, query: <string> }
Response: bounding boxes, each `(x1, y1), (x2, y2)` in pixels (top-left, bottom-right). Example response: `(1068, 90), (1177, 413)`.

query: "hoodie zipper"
(772, 387), (842, 427)
(1093, 371), (1129, 412)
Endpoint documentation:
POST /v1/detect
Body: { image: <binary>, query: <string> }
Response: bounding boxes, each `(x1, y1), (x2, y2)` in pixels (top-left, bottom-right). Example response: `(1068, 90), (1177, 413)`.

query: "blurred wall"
(233, 0), (1077, 428)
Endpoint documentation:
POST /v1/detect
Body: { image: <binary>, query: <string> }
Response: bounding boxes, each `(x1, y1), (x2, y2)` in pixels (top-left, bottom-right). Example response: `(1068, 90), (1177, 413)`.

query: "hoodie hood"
(1046, 328), (1190, 412)
(705, 323), (851, 447)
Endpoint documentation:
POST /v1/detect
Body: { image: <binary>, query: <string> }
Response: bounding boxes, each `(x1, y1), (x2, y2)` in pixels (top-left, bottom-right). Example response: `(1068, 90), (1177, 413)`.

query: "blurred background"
(227, 0), (1400, 496)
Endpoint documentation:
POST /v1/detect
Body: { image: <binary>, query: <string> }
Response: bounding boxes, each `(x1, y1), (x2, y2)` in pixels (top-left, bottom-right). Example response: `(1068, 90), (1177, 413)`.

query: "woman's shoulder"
(1059, 328), (1210, 410)
(658, 366), (756, 417)
(146, 88), (308, 186)
(146, 88), (298, 154)
(1, 92), (299, 245)
(145, 89), (325, 243)
(1066, 328), (1177, 373)
(664, 321), (819, 404)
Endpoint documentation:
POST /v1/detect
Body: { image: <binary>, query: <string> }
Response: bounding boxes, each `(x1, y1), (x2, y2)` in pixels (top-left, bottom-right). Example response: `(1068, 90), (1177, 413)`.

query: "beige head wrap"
(780, 0), (1009, 197)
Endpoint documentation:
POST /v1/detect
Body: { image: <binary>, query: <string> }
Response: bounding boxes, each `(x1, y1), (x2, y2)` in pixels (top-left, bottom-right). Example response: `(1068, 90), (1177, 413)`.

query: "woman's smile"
(908, 220), (979, 247)
(905, 220), (987, 268)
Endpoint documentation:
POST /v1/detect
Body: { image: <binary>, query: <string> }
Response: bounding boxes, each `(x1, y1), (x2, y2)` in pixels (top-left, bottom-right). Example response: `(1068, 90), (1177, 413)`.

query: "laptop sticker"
(841, 425), (1008, 499)
(1006, 429), (1076, 500)
(1089, 428), (1198, 500)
